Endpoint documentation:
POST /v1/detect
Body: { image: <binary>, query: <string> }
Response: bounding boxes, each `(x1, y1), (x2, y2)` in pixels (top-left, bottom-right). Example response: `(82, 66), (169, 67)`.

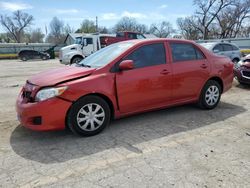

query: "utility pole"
(96, 16), (98, 33)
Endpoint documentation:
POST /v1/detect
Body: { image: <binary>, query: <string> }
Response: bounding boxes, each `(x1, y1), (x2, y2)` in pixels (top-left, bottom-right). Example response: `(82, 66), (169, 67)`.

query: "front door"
(115, 43), (172, 113)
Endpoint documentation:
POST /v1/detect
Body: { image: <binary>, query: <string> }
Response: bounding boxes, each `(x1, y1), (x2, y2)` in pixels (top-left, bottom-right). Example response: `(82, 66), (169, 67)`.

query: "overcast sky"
(0, 0), (195, 33)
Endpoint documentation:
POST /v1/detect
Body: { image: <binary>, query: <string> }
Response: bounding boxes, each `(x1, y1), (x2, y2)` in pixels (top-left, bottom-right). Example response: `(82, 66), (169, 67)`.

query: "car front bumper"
(234, 68), (250, 84)
(16, 93), (72, 131)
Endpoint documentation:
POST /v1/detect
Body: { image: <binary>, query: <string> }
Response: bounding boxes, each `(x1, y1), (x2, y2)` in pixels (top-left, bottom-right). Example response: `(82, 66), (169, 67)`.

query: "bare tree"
(46, 17), (65, 44)
(194, 0), (234, 39)
(25, 28), (45, 43)
(149, 21), (175, 38)
(177, 17), (202, 40)
(64, 24), (75, 34)
(215, 0), (250, 38)
(113, 17), (147, 33)
(0, 10), (34, 43)
(76, 19), (96, 33)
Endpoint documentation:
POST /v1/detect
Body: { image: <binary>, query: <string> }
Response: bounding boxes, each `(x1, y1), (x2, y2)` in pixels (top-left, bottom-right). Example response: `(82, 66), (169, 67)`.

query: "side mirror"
(213, 49), (220, 53)
(119, 60), (134, 71)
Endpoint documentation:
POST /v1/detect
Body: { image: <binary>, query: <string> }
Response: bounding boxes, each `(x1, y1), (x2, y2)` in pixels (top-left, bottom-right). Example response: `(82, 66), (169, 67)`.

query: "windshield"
(75, 37), (82, 44)
(78, 42), (135, 68)
(199, 43), (214, 49)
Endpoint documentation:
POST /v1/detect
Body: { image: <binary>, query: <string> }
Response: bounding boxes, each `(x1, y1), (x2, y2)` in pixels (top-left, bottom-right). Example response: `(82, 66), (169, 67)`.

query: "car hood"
(28, 66), (96, 87)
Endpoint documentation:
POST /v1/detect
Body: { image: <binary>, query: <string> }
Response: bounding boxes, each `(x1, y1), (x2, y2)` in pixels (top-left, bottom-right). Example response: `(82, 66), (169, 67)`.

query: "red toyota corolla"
(16, 39), (234, 136)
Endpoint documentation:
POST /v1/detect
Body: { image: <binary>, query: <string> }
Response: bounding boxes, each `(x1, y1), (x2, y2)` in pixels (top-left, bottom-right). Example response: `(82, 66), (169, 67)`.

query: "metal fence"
(0, 43), (65, 54)
(196, 38), (250, 49)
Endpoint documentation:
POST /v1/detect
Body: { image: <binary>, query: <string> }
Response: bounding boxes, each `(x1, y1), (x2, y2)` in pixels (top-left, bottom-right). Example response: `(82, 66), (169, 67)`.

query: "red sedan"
(16, 39), (234, 136)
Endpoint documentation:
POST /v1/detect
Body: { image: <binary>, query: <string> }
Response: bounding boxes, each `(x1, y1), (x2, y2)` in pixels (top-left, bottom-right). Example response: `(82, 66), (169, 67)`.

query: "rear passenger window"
(222, 44), (233, 51)
(124, 43), (166, 68)
(170, 43), (205, 62)
(232, 45), (239, 51)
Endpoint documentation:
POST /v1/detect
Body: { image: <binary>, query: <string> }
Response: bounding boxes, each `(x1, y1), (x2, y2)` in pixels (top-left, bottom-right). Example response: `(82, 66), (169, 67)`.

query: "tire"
(232, 58), (239, 64)
(21, 56), (28, 61)
(71, 56), (83, 64)
(41, 55), (48, 60)
(198, 80), (222, 110)
(67, 96), (111, 136)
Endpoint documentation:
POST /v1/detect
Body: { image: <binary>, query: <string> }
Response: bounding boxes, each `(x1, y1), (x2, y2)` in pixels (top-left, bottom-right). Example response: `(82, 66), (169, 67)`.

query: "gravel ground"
(0, 59), (249, 188)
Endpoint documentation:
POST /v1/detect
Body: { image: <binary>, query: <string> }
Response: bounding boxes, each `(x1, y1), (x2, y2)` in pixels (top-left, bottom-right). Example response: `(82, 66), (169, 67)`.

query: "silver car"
(200, 42), (241, 64)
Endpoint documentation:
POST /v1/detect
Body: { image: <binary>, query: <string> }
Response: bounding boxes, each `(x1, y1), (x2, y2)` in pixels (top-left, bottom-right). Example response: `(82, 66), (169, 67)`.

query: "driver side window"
(123, 43), (166, 69)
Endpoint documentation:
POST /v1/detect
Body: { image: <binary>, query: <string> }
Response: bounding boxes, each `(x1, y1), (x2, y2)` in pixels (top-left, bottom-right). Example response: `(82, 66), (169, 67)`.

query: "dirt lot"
(0, 59), (249, 188)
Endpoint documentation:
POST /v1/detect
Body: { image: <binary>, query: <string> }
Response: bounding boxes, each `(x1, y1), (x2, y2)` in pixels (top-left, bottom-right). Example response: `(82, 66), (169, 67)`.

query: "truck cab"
(59, 32), (146, 65)
(59, 34), (104, 65)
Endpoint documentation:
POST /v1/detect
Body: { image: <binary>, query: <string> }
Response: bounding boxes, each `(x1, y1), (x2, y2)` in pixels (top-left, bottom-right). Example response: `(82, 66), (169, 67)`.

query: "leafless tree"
(0, 10), (34, 43)
(194, 0), (234, 39)
(113, 17), (147, 33)
(149, 21), (175, 38)
(64, 24), (75, 34)
(46, 17), (65, 44)
(215, 0), (250, 38)
(25, 28), (45, 43)
(177, 17), (201, 40)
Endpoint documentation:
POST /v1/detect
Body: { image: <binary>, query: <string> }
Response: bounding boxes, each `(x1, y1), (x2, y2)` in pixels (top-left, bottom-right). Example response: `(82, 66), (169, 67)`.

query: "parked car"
(16, 39), (234, 136)
(59, 31), (146, 65)
(18, 50), (50, 61)
(200, 42), (241, 64)
(234, 55), (250, 85)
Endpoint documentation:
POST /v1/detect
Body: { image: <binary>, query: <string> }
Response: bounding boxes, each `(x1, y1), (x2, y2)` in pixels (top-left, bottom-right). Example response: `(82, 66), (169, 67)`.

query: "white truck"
(59, 32), (147, 65)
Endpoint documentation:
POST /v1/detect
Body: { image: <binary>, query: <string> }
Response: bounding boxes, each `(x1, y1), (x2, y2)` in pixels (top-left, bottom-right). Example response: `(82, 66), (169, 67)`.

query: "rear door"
(115, 42), (172, 113)
(169, 42), (210, 102)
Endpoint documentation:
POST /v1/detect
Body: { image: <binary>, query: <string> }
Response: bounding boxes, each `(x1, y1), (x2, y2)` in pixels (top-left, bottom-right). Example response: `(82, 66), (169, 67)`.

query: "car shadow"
(235, 83), (250, 90)
(10, 102), (246, 164)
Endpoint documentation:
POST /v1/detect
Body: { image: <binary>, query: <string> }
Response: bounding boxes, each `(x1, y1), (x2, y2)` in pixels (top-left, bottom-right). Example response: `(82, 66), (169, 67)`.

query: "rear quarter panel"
(210, 55), (234, 93)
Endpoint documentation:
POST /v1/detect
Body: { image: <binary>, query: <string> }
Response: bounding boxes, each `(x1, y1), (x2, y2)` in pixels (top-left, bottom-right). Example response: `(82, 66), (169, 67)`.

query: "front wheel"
(67, 96), (111, 136)
(71, 56), (83, 65)
(198, 80), (222, 109)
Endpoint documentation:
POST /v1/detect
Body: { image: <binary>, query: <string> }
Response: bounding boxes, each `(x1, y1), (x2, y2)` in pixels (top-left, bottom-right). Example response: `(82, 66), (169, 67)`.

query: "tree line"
(0, 0), (249, 44)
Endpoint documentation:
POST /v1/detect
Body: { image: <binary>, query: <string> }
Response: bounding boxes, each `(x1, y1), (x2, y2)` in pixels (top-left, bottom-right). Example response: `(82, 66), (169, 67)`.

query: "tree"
(46, 17), (65, 44)
(215, 0), (250, 38)
(193, 0), (234, 39)
(64, 24), (75, 34)
(76, 19), (96, 33)
(113, 17), (148, 33)
(177, 17), (201, 40)
(0, 10), (34, 43)
(149, 21), (175, 38)
(25, 28), (45, 43)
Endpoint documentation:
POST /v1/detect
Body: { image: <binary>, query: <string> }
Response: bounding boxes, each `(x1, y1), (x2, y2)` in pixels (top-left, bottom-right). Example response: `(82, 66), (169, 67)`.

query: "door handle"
(160, 69), (170, 75)
(200, 64), (208, 69)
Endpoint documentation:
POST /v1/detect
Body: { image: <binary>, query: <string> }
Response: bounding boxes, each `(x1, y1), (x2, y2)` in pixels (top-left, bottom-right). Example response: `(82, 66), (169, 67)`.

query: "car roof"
(119, 38), (197, 45)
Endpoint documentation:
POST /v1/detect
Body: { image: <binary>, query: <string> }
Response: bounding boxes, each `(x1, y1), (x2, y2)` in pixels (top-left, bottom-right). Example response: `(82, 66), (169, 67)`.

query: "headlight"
(35, 86), (67, 102)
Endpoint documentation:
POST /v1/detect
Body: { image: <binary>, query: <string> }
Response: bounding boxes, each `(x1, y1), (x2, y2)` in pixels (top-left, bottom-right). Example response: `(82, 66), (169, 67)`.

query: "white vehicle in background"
(59, 33), (110, 65)
(59, 31), (147, 65)
(200, 42), (241, 64)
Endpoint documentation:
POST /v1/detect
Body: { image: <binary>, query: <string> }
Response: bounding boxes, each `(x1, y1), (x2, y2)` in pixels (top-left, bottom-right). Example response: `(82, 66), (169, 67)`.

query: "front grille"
(242, 71), (250, 78)
(22, 91), (32, 100)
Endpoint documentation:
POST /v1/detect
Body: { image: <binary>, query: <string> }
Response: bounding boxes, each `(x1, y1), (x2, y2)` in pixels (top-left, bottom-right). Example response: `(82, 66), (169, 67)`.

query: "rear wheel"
(21, 56), (28, 61)
(232, 58), (239, 64)
(198, 80), (222, 109)
(71, 56), (83, 64)
(67, 96), (111, 136)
